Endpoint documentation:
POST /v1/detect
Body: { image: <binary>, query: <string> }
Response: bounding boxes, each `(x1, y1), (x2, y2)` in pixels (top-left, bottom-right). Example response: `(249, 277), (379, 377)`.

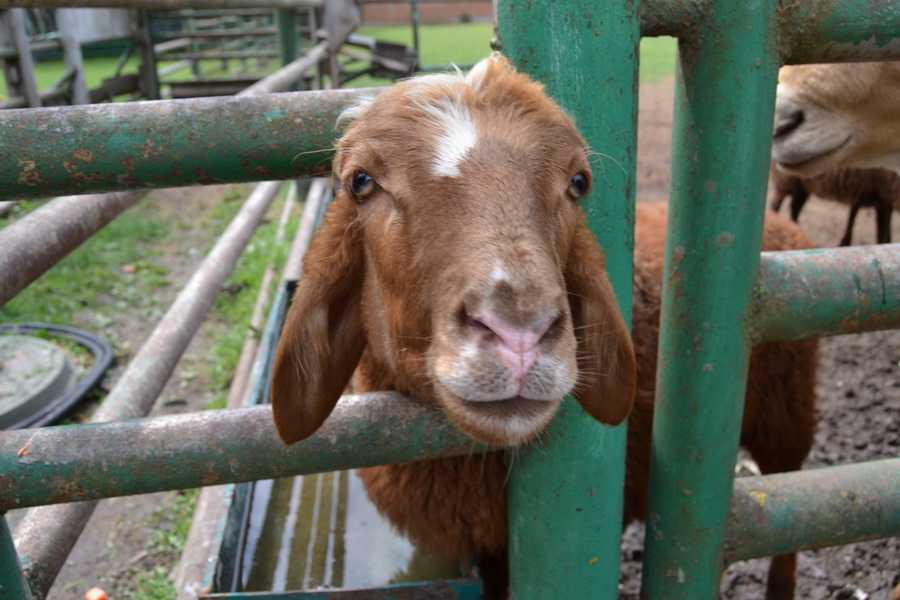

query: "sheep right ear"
(564, 215), (636, 426)
(271, 197), (366, 444)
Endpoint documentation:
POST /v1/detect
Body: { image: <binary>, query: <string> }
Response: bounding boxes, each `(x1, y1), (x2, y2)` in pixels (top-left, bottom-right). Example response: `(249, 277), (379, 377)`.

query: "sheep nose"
(465, 309), (559, 382)
(773, 97), (804, 139)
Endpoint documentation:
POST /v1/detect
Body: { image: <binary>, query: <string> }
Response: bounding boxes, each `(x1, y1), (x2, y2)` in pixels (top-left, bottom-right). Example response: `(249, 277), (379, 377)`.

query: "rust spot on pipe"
(17, 159), (41, 185)
(73, 148), (93, 162)
(141, 140), (162, 159)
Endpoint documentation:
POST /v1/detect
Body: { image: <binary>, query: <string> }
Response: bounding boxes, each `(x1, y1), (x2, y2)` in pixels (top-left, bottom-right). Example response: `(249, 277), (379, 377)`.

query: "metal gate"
(1, 1), (899, 599)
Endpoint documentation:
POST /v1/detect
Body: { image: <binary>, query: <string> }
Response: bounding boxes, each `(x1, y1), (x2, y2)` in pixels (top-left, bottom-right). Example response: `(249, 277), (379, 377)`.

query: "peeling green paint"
(641, 1), (781, 597)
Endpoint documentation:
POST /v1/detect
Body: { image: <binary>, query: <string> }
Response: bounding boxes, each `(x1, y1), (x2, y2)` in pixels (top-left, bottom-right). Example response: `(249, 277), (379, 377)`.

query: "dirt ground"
(11, 78), (899, 599)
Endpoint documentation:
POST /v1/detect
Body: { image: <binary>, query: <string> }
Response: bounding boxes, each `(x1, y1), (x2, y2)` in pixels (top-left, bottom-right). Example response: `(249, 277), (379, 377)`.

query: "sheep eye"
(349, 169), (375, 200)
(568, 172), (590, 199)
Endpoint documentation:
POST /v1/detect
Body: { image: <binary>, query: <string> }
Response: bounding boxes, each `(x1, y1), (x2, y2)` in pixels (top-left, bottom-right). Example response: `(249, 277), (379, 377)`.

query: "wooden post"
(2, 8), (41, 107)
(135, 9), (160, 99)
(56, 13), (89, 104)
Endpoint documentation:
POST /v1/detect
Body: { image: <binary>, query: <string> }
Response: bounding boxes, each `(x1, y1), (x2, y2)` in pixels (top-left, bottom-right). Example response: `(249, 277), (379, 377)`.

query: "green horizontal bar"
(206, 579), (482, 599)
(725, 459), (900, 563)
(779, 0), (900, 63)
(638, 0), (900, 63)
(0, 397), (485, 512)
(1, 407), (897, 571)
(0, 88), (374, 200)
(753, 244), (900, 343)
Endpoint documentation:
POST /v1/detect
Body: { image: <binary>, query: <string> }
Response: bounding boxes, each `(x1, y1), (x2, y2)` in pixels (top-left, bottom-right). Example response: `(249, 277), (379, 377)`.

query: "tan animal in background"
(271, 55), (819, 599)
(773, 62), (900, 177)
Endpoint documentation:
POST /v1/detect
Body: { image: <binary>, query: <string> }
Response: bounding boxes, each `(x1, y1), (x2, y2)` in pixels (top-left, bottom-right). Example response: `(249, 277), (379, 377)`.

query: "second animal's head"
(271, 54), (636, 447)
(773, 62), (900, 177)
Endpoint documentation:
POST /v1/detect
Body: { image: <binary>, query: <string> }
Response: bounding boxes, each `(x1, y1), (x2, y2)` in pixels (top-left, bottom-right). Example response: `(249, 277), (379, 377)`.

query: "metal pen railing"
(0, 1), (899, 599)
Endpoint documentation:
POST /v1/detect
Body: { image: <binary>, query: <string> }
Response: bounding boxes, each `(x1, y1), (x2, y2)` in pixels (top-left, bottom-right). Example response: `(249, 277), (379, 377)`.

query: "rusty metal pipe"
(3, 406), (898, 565)
(1, 88), (375, 200)
(0, 191), (145, 308)
(0, 397), (479, 512)
(753, 244), (900, 343)
(725, 459), (900, 563)
(12, 181), (282, 598)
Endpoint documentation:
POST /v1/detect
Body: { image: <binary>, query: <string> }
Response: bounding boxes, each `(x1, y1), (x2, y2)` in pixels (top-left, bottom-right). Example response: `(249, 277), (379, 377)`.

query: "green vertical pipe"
(496, 1), (638, 597)
(640, 2), (780, 598)
(277, 9), (298, 66)
(0, 516), (31, 599)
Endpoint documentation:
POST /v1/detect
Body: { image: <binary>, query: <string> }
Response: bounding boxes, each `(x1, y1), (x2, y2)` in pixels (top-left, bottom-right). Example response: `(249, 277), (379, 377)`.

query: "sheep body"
(358, 202), (818, 598)
(769, 163), (899, 245)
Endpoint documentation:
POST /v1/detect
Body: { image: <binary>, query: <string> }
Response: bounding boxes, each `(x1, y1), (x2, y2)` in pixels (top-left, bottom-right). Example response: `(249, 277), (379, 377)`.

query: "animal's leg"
(742, 341), (817, 600)
(770, 190), (787, 213)
(840, 201), (862, 246)
(747, 429), (813, 600)
(876, 200), (893, 243)
(788, 188), (808, 222)
(476, 551), (509, 600)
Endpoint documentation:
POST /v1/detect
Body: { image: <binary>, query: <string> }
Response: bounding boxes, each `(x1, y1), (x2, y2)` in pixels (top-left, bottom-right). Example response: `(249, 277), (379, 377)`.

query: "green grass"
(131, 568), (176, 600)
(0, 201), (170, 326)
(639, 36), (678, 83)
(154, 488), (199, 553)
(360, 22), (494, 70)
(128, 488), (198, 600)
(0, 55), (268, 100)
(1, 56), (137, 100)
(355, 24), (676, 85)
(6, 23), (675, 100)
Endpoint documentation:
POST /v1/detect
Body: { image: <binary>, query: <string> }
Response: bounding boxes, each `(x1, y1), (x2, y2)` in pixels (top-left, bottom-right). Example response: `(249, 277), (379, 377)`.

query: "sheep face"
(271, 55), (636, 447)
(773, 62), (900, 177)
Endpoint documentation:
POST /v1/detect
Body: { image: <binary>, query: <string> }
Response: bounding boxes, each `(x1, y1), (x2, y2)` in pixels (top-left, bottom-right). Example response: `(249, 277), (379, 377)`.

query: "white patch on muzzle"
(433, 344), (575, 403)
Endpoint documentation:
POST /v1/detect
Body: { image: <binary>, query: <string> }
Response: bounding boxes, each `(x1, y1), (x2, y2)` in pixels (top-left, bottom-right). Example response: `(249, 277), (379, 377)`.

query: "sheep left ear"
(270, 197), (366, 444)
(564, 216), (636, 426)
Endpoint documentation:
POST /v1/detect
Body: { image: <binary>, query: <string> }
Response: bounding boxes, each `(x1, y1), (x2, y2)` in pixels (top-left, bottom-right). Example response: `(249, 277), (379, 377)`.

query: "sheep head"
(773, 62), (900, 177)
(271, 54), (635, 447)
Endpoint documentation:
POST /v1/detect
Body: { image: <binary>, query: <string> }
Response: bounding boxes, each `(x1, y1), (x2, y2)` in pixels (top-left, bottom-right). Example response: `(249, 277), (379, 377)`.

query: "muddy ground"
(10, 78), (899, 599)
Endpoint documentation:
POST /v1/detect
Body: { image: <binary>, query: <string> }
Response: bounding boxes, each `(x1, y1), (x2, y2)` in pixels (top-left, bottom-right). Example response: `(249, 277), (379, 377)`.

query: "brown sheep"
(769, 162), (899, 245)
(271, 55), (818, 600)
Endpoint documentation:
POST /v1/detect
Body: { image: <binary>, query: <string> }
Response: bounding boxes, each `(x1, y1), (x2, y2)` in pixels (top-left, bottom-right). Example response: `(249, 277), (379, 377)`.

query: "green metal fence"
(1, 1), (900, 599)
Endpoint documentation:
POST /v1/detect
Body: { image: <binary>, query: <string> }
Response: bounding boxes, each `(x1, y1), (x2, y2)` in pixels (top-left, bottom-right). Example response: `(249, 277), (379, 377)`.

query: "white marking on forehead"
(419, 98), (478, 178)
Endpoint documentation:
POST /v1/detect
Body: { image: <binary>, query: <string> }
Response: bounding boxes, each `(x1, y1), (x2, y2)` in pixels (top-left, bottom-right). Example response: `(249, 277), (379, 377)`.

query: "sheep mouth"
(437, 388), (562, 445)
(461, 395), (557, 418)
(773, 134), (852, 176)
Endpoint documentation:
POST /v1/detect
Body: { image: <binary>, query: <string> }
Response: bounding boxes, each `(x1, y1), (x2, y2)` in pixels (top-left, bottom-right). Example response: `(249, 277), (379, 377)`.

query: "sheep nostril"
(467, 316), (494, 335)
